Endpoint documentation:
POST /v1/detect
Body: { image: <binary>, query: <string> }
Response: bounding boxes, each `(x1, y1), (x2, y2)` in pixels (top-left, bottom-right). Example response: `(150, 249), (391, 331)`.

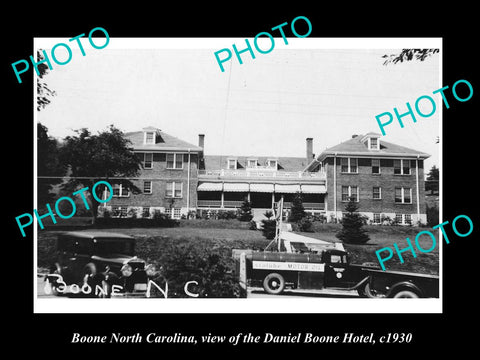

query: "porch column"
(271, 192), (275, 209)
(247, 192), (250, 202)
(221, 191), (224, 208)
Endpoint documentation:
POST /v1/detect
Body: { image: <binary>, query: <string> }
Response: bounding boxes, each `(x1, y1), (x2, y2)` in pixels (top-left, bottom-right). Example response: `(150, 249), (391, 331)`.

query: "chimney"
(306, 138), (313, 163)
(198, 134), (205, 169)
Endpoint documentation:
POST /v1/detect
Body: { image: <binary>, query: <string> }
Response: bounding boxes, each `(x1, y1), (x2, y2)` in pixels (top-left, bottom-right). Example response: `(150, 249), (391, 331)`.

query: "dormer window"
(247, 159), (258, 168)
(145, 131), (156, 144)
(227, 158), (237, 170)
(368, 137), (380, 150)
(266, 159), (277, 169)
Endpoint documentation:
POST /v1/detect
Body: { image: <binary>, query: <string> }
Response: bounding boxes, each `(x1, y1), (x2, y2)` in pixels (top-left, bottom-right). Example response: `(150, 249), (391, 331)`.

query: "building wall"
(107, 152), (199, 217)
(324, 156), (426, 224)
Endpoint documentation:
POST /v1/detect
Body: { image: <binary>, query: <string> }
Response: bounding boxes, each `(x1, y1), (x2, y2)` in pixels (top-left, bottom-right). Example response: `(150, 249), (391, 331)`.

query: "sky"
(36, 38), (441, 171)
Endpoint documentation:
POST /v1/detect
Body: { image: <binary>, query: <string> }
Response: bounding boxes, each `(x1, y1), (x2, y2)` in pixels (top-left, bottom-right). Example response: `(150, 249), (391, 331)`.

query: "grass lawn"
(37, 222), (439, 275)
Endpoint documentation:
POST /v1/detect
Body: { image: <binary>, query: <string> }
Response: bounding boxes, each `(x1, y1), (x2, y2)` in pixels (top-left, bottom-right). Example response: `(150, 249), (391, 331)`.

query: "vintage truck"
(233, 214), (439, 298)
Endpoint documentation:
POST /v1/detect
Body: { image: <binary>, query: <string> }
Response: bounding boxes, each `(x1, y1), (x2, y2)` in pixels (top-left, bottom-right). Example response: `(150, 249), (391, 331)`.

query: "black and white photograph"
(33, 38), (442, 313)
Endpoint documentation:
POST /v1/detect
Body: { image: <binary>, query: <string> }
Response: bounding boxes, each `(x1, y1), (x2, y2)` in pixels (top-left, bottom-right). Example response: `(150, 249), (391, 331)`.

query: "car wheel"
(97, 280), (111, 298)
(392, 290), (419, 298)
(364, 283), (385, 298)
(263, 273), (285, 295)
(45, 263), (63, 296)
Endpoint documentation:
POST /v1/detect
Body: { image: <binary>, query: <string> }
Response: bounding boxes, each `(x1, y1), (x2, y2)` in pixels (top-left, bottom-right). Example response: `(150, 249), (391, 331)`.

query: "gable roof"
(125, 130), (202, 152)
(204, 155), (308, 172)
(314, 134), (430, 163)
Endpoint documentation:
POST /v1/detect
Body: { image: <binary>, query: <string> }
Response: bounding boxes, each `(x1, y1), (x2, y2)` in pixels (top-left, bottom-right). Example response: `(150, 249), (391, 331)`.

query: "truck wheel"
(357, 283), (367, 298)
(392, 290), (419, 298)
(364, 283), (384, 298)
(263, 273), (285, 295)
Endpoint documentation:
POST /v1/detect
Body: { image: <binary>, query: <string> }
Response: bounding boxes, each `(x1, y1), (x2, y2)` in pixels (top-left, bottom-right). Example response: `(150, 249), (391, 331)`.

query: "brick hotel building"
(104, 127), (430, 225)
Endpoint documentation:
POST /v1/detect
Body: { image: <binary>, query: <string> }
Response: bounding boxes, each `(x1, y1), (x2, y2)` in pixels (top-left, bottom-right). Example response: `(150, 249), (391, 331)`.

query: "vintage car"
(45, 231), (148, 297)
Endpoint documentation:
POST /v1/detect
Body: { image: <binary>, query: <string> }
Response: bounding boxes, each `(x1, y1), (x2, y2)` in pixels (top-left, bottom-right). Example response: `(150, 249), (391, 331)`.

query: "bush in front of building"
(336, 198), (370, 244)
(196, 209), (238, 220)
(237, 199), (253, 221)
(95, 209), (179, 228)
(288, 192), (306, 222)
(426, 204), (439, 227)
(140, 238), (240, 298)
(261, 211), (277, 240)
(297, 216), (314, 232)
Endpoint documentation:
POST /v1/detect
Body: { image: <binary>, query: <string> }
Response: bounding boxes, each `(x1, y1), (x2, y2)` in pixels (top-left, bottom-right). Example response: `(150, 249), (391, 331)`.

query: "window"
(166, 153), (183, 169)
(395, 187), (412, 203)
(247, 159), (257, 168)
(404, 214), (412, 225)
(395, 214), (413, 225)
(372, 159), (380, 174)
(164, 208), (172, 218)
(143, 181), (152, 194)
(145, 132), (155, 144)
(113, 184), (129, 197)
(266, 159), (277, 169)
(373, 186), (381, 199)
(341, 185), (359, 202)
(373, 213), (381, 224)
(227, 159), (237, 170)
(394, 159), (411, 175)
(142, 207), (150, 218)
(369, 137), (379, 150)
(395, 213), (403, 224)
(173, 208), (181, 219)
(166, 182), (183, 198)
(112, 206), (128, 218)
(340, 157), (358, 173)
(143, 153), (153, 169)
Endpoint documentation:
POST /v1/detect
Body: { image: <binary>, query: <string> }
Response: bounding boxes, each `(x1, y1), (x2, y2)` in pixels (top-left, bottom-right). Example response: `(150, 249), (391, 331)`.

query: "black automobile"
(45, 231), (148, 297)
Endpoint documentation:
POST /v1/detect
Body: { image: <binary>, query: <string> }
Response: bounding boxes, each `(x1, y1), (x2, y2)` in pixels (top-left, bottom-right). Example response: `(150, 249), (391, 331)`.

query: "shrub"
(146, 239), (240, 298)
(261, 211), (276, 240)
(297, 216), (314, 232)
(238, 198), (253, 222)
(336, 198), (370, 244)
(95, 211), (179, 228)
(249, 220), (258, 230)
(426, 204), (439, 227)
(288, 192), (305, 222)
(312, 214), (327, 223)
(127, 208), (138, 219)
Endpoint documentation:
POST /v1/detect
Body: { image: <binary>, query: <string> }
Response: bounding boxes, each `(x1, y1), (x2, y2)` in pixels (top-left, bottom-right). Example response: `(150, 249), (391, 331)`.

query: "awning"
(197, 182), (223, 191)
(301, 184), (327, 194)
(250, 183), (274, 193)
(275, 184), (301, 193)
(223, 183), (249, 192)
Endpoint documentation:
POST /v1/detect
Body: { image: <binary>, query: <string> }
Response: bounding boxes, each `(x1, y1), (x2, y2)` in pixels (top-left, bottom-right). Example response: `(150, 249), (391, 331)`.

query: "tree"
(36, 50), (56, 111)
(336, 198), (370, 244)
(60, 125), (142, 223)
(261, 210), (277, 240)
(288, 192), (306, 222)
(426, 165), (439, 181)
(382, 49), (439, 65)
(426, 165), (439, 195)
(37, 123), (66, 206)
(238, 198), (253, 221)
